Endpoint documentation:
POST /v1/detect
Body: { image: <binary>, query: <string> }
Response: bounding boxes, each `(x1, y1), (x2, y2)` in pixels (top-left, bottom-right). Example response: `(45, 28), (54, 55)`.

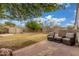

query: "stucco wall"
(9, 27), (23, 34)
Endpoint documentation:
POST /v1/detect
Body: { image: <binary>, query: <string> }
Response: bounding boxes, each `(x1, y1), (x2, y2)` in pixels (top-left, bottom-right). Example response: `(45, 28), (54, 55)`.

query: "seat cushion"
(63, 38), (70, 41)
(54, 34), (59, 37)
(48, 36), (53, 38)
(66, 33), (74, 38)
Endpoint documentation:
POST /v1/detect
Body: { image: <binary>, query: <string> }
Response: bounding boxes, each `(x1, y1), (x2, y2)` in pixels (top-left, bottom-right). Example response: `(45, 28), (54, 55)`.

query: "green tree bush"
(25, 21), (41, 31)
(0, 3), (64, 21)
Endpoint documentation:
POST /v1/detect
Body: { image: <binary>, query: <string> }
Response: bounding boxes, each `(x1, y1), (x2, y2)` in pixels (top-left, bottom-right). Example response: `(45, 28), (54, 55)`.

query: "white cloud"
(33, 17), (46, 24)
(74, 10), (76, 17)
(65, 20), (75, 27)
(45, 15), (52, 19)
(66, 23), (74, 27)
(47, 17), (66, 26)
(53, 18), (65, 22)
(74, 10), (76, 14)
(71, 20), (75, 24)
(0, 20), (9, 23)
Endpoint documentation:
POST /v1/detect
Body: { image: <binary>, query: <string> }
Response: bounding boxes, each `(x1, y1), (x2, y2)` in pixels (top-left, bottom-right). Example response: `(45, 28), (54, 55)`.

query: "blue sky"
(0, 3), (76, 27)
(40, 3), (76, 27)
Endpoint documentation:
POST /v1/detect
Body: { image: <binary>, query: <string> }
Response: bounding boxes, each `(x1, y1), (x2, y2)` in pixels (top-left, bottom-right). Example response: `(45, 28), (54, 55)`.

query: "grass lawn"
(0, 33), (47, 50)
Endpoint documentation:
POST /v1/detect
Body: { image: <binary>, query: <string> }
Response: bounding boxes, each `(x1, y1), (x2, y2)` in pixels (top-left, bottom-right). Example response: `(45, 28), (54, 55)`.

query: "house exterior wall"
(8, 27), (23, 34)
(9, 27), (16, 34)
(76, 4), (79, 31)
(75, 4), (79, 45)
(16, 28), (23, 34)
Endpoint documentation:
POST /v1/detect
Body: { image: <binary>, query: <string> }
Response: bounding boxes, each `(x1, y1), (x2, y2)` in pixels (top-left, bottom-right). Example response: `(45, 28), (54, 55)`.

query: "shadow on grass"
(0, 40), (37, 51)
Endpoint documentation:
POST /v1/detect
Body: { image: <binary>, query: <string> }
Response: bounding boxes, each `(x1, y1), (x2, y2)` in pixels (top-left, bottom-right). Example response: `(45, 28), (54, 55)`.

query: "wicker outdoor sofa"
(47, 30), (76, 46)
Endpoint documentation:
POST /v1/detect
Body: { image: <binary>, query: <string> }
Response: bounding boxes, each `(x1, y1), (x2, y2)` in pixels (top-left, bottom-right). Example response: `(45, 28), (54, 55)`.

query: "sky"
(40, 3), (76, 27)
(0, 3), (76, 27)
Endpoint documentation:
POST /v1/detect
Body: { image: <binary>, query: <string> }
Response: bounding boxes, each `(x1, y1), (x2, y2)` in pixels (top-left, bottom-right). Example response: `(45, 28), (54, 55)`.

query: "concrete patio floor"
(13, 40), (79, 56)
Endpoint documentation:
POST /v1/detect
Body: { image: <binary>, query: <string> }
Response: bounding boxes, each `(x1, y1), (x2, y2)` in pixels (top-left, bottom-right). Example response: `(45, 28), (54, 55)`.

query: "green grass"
(0, 33), (47, 50)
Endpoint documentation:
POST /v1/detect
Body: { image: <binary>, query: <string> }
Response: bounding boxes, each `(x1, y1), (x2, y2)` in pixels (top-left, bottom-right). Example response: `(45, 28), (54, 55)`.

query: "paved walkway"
(13, 40), (79, 56)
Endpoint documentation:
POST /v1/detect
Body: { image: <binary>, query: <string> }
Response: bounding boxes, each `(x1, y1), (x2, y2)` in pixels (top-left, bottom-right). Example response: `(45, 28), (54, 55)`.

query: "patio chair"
(54, 33), (62, 43)
(47, 32), (55, 41)
(62, 32), (76, 46)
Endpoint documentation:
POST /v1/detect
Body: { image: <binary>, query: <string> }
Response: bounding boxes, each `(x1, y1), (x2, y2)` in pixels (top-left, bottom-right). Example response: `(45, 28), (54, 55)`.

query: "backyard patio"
(0, 3), (78, 56)
(13, 40), (79, 56)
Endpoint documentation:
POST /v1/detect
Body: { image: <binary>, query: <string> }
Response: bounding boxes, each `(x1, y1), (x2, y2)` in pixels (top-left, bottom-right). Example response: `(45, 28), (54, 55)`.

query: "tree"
(25, 21), (41, 31)
(0, 3), (65, 21)
(4, 21), (16, 27)
(0, 23), (8, 33)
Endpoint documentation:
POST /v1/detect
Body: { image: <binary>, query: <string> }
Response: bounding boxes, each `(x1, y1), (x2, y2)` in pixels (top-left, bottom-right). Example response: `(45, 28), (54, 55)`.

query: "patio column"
(75, 3), (79, 46)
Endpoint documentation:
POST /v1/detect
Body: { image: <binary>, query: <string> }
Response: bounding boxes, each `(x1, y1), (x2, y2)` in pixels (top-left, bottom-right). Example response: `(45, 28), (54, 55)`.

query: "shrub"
(25, 21), (41, 31)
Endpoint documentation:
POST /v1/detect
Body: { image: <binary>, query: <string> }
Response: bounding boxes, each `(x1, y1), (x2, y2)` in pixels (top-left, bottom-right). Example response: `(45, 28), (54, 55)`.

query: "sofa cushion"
(63, 38), (70, 41)
(54, 33), (59, 37)
(66, 33), (74, 38)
